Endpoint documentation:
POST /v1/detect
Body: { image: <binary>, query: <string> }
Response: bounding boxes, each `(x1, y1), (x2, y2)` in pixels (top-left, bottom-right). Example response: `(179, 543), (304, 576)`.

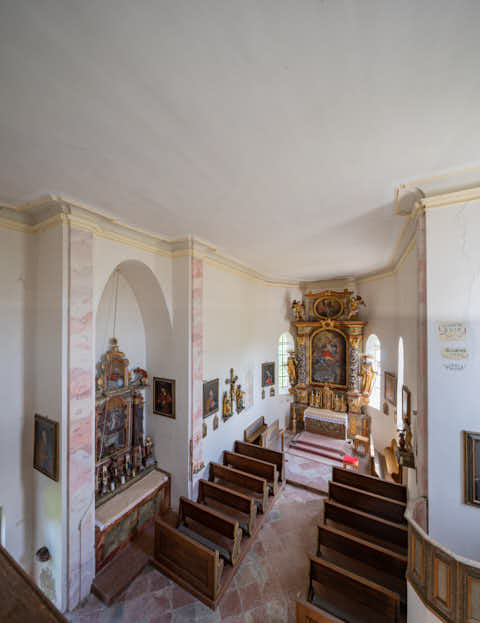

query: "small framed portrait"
(402, 385), (411, 424)
(203, 378), (219, 418)
(33, 414), (59, 481)
(384, 371), (397, 406)
(153, 377), (176, 419)
(261, 362), (275, 387)
(464, 431), (480, 506)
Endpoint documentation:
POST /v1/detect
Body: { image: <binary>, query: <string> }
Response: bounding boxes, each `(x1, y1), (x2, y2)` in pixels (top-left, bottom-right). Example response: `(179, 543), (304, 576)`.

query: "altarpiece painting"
(310, 328), (347, 388)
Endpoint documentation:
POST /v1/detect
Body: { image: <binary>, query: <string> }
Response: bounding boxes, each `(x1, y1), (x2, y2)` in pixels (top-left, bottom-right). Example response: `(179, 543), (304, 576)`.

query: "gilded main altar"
(289, 289), (369, 435)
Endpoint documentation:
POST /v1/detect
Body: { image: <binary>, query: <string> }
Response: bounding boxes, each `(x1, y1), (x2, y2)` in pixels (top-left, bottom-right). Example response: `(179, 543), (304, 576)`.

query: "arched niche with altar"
(290, 289), (369, 439)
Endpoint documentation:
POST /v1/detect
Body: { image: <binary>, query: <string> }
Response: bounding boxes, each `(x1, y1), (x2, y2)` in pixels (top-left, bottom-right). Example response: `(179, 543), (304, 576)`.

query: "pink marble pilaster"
(191, 257), (203, 496)
(416, 209), (428, 526)
(68, 228), (95, 609)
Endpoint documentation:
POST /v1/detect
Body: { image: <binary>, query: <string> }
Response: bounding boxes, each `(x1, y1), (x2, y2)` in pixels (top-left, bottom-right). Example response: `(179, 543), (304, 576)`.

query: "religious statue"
(347, 294), (365, 320)
(359, 355), (375, 407)
(222, 391), (232, 418)
(291, 299), (305, 321)
(322, 384), (333, 411)
(287, 352), (297, 386)
(235, 384), (245, 412)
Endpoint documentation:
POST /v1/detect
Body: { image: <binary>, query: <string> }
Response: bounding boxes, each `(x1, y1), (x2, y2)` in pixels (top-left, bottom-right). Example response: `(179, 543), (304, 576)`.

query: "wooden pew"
(324, 499), (408, 550)
(308, 556), (401, 623)
(260, 418), (284, 452)
(244, 416), (267, 444)
(223, 450), (279, 496)
(154, 518), (224, 603)
(177, 497), (242, 565)
(198, 479), (257, 536)
(332, 466), (407, 503)
(209, 462), (269, 514)
(328, 481), (407, 524)
(0, 545), (68, 623)
(296, 599), (343, 622)
(317, 524), (407, 582)
(234, 439), (285, 482)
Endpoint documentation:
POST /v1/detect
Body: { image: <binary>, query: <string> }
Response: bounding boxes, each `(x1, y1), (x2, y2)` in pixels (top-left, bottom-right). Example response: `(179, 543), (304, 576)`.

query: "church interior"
(2, 2), (480, 622)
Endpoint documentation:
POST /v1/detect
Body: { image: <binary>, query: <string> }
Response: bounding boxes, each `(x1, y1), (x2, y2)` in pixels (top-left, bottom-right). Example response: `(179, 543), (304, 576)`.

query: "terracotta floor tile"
(219, 588), (243, 618)
(171, 584), (196, 609)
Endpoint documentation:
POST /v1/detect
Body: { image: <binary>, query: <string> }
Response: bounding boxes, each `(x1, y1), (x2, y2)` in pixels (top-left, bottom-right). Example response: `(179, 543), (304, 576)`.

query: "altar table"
(95, 469), (170, 570)
(303, 407), (347, 440)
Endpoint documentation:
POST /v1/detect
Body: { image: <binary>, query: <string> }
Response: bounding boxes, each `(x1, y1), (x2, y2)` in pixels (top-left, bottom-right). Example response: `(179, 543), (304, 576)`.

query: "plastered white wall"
(200, 262), (300, 472)
(407, 582), (443, 623)
(0, 228), (34, 571)
(31, 225), (67, 610)
(427, 201), (480, 560)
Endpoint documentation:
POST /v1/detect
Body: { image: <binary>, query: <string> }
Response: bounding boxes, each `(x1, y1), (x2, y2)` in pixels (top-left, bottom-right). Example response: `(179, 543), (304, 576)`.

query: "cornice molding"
(0, 193), (418, 289)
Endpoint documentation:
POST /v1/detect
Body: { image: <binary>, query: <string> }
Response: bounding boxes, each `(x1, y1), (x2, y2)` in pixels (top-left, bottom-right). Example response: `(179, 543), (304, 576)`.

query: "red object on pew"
(343, 455), (359, 472)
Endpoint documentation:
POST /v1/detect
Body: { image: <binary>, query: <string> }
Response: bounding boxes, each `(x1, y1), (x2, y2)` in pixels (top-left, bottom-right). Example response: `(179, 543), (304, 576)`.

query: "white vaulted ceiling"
(1, 1), (480, 281)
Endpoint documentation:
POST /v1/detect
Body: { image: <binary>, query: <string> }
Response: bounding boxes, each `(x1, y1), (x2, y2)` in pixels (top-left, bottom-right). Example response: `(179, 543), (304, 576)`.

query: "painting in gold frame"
(33, 414), (59, 481)
(313, 295), (344, 320)
(464, 430), (480, 507)
(309, 327), (348, 389)
(384, 371), (397, 406)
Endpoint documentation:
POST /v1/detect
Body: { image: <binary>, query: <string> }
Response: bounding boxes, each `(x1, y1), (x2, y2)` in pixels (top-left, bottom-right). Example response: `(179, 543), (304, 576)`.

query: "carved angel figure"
(291, 299), (305, 321)
(347, 295), (365, 320)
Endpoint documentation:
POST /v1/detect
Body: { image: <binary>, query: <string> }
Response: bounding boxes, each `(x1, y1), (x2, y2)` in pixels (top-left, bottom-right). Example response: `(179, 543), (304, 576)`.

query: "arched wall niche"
(94, 259), (187, 501)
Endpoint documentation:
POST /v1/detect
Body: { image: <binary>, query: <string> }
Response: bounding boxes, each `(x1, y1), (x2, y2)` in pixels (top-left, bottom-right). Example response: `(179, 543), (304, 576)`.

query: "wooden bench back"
(309, 557), (400, 623)
(260, 419), (284, 452)
(296, 599), (343, 622)
(324, 500), (408, 549)
(154, 518), (224, 600)
(223, 451), (277, 483)
(317, 524), (407, 580)
(178, 497), (241, 541)
(198, 479), (254, 516)
(244, 416), (266, 443)
(209, 462), (266, 494)
(328, 481), (406, 524)
(331, 466), (406, 502)
(234, 440), (285, 481)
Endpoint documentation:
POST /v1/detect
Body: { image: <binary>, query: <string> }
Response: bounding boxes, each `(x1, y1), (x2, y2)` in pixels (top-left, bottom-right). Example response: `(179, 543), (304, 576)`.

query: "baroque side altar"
(289, 289), (370, 438)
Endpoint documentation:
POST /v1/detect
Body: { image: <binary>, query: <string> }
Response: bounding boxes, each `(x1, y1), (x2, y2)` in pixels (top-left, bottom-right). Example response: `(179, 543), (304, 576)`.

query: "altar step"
(91, 542), (150, 605)
(291, 437), (344, 456)
(290, 440), (344, 463)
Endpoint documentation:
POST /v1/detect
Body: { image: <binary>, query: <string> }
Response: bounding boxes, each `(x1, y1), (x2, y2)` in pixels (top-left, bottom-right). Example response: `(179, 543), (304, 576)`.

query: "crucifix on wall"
(223, 368), (238, 421)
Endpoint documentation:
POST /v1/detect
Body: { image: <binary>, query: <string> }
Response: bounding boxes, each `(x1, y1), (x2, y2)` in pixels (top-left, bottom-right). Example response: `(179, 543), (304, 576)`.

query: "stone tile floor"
(68, 485), (324, 623)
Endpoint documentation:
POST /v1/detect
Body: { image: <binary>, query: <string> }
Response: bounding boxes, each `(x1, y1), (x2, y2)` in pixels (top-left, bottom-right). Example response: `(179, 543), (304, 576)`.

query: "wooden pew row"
(177, 497), (242, 565)
(328, 481), (406, 525)
(308, 556), (401, 623)
(234, 440), (285, 482)
(155, 519), (224, 603)
(332, 466), (407, 503)
(198, 479), (257, 536)
(244, 416), (267, 444)
(209, 462), (269, 514)
(324, 499), (408, 550)
(317, 525), (407, 586)
(296, 599), (343, 622)
(260, 419), (284, 452)
(223, 450), (278, 496)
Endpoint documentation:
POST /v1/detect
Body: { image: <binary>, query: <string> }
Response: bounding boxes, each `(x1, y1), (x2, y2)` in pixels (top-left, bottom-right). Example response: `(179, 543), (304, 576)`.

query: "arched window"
(278, 332), (294, 393)
(397, 337), (405, 429)
(366, 334), (381, 410)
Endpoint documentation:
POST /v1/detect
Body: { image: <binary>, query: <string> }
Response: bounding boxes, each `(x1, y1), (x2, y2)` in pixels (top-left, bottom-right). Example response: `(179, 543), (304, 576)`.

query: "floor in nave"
(67, 485), (323, 623)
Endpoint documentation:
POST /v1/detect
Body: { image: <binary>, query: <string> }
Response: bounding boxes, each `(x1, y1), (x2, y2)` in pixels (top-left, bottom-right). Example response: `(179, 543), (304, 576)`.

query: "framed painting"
(402, 385), (411, 424)
(33, 414), (59, 481)
(203, 378), (219, 418)
(384, 372), (397, 406)
(153, 377), (176, 419)
(310, 328), (347, 388)
(261, 362), (275, 387)
(464, 431), (480, 507)
(96, 396), (129, 462)
(313, 295), (343, 320)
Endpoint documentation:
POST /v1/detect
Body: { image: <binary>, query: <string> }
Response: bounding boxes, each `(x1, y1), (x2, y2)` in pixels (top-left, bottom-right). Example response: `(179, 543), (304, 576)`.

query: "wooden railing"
(406, 497), (480, 622)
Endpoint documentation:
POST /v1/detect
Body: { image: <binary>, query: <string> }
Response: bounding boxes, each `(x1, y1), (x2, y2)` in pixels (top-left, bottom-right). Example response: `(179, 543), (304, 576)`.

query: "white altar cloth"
(303, 407), (348, 426)
(95, 469), (168, 530)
